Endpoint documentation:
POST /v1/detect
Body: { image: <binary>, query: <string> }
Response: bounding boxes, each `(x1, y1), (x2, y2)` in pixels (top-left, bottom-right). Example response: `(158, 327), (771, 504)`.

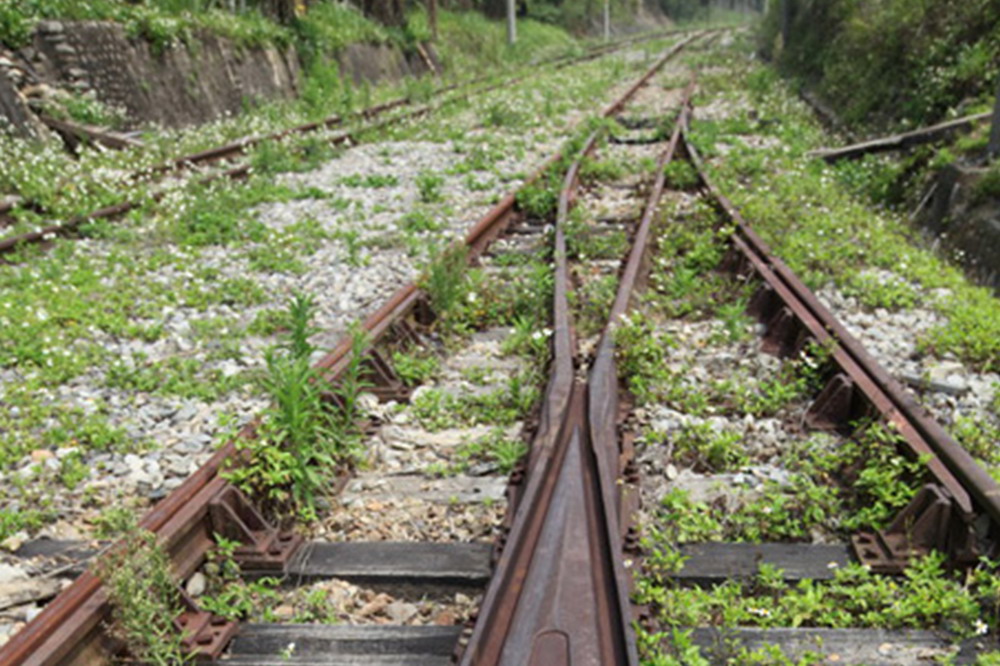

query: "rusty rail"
(0, 34), (704, 666)
(460, 66), (697, 666)
(682, 117), (1000, 571)
(0, 28), (694, 254)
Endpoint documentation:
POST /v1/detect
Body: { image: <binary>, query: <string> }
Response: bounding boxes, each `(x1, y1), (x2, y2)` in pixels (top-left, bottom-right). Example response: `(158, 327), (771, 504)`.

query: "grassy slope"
(759, 0), (1000, 130)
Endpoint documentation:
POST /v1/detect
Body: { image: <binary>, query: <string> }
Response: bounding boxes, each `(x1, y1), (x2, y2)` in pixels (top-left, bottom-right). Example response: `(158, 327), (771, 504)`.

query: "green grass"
(0, 0), (290, 51)
(759, 0), (1000, 129)
(691, 36), (1000, 372)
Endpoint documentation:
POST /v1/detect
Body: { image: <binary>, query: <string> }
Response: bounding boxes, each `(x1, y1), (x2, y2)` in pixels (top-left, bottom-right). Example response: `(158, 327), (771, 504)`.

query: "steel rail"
(460, 53), (700, 666)
(681, 126), (1000, 526)
(0, 34), (704, 666)
(0, 27), (694, 245)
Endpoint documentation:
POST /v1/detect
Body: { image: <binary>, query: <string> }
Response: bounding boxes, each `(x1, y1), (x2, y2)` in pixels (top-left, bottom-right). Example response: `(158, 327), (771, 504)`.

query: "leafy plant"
(391, 349), (440, 386)
(420, 244), (468, 327)
(200, 535), (281, 621)
(225, 293), (363, 518)
(93, 526), (192, 665)
(416, 171), (445, 203)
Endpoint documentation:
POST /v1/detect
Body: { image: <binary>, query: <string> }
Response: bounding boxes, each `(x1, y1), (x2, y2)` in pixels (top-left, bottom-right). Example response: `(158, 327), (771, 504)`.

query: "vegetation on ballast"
(224, 293), (366, 520)
(0, 31), (680, 542)
(93, 523), (193, 665)
(690, 35), (1000, 374)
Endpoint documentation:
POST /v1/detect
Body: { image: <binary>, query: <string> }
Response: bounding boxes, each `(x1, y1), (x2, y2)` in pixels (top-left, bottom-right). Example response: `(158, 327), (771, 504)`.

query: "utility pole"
(507, 0), (517, 45)
(603, 0), (610, 42)
(428, 0), (438, 40)
(990, 77), (1000, 159)
(780, 0), (791, 47)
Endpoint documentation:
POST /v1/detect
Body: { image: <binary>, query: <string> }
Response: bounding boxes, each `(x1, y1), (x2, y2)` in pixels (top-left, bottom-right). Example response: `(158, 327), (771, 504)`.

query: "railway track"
(621, 100), (1000, 661)
(0, 27), (692, 255)
(0, 33), (704, 665)
(4, 29), (998, 666)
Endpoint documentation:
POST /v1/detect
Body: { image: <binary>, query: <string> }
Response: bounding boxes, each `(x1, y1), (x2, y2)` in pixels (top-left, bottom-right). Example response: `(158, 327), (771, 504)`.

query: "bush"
(760, 0), (1000, 129)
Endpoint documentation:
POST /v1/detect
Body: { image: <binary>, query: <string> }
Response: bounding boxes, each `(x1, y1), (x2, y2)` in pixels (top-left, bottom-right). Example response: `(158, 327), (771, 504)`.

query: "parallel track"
(0, 33), (703, 666)
(6, 30), (998, 664)
(0, 27), (692, 255)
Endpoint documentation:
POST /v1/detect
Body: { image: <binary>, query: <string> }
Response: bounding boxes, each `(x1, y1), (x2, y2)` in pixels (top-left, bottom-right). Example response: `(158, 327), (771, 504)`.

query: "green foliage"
(839, 424), (929, 531)
(516, 180), (558, 219)
(565, 215), (628, 261)
(637, 550), (991, 641)
(250, 137), (335, 176)
(105, 354), (250, 401)
(412, 372), (538, 431)
(572, 274), (618, 337)
(430, 427), (528, 476)
(416, 170), (445, 203)
(0, 1), (290, 51)
(482, 99), (527, 128)
(579, 156), (627, 182)
(663, 160), (700, 189)
(200, 535), (282, 621)
(295, 0), (390, 57)
(668, 422), (747, 472)
(391, 349), (440, 386)
(93, 527), (192, 665)
(431, 10), (577, 76)
(841, 271), (917, 312)
(171, 179), (294, 247)
(398, 208), (444, 234)
(39, 90), (127, 129)
(92, 506), (138, 540)
(920, 287), (1000, 372)
(340, 173), (399, 188)
(420, 244), (468, 326)
(224, 293), (364, 518)
(761, 0), (1000, 128)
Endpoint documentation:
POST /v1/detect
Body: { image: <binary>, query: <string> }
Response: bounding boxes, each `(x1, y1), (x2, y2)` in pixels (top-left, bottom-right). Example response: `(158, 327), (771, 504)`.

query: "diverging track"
(7, 29), (1000, 666)
(0, 34), (703, 666)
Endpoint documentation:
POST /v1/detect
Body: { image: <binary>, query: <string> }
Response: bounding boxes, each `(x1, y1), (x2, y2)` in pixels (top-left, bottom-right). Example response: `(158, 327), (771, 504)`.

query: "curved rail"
(0, 34), (704, 666)
(460, 66), (697, 666)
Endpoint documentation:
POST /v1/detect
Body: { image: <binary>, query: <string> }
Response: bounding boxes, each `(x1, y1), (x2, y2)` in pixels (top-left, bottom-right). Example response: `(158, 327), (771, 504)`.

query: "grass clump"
(93, 525), (192, 665)
(420, 244), (468, 328)
(225, 292), (365, 519)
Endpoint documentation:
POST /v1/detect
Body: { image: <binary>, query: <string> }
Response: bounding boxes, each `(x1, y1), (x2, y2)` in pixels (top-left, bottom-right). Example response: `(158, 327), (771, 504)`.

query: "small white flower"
(467, 292), (477, 303)
(975, 619), (989, 636)
(747, 607), (771, 618)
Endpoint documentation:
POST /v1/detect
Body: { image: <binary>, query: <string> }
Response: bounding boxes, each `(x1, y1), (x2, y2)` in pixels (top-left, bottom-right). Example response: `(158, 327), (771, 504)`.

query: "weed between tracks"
(225, 293), (366, 520)
(93, 521), (193, 665)
(0, 35), (685, 542)
(619, 90), (1000, 659)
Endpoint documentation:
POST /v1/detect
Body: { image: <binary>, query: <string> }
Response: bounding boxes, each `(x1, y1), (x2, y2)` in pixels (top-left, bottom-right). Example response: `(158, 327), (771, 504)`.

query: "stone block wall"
(23, 20), (301, 129)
